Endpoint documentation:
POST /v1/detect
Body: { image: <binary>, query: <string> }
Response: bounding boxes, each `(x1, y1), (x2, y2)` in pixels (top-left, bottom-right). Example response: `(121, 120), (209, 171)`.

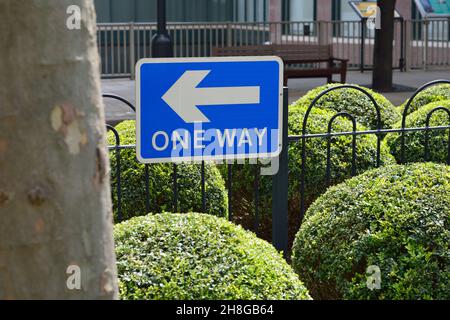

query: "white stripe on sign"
(162, 70), (260, 123)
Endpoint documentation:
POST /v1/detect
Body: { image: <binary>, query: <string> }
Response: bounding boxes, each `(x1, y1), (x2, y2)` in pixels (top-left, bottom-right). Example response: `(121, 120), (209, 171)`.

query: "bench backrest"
(212, 45), (274, 57)
(212, 44), (333, 61)
(273, 44), (332, 61)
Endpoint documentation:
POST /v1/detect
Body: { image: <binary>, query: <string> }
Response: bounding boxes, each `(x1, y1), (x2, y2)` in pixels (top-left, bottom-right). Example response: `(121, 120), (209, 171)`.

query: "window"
(289, 0), (316, 21)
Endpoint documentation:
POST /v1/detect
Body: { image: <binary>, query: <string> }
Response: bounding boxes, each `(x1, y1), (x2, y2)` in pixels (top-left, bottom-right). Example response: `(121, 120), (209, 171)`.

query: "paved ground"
(102, 69), (450, 123)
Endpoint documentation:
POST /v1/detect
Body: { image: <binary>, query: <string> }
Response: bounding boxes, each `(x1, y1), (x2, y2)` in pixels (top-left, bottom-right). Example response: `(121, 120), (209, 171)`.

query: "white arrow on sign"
(162, 70), (260, 123)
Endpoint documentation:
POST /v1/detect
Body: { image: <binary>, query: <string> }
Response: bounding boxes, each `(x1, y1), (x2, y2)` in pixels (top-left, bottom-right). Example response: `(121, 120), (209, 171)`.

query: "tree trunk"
(0, 0), (118, 299)
(372, 0), (396, 91)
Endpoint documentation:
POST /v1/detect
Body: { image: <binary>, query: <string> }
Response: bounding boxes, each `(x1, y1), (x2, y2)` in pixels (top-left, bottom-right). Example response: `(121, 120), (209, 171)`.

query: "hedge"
(292, 83), (400, 130)
(288, 105), (395, 204)
(115, 213), (312, 300)
(221, 105), (395, 238)
(292, 163), (450, 300)
(386, 100), (450, 164)
(107, 121), (228, 221)
(399, 83), (450, 115)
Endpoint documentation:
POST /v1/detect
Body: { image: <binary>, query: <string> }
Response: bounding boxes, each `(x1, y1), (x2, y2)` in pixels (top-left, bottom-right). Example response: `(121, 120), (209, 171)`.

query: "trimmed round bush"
(386, 100), (450, 164)
(107, 121), (228, 221)
(222, 105), (395, 239)
(399, 83), (450, 115)
(288, 105), (395, 206)
(292, 163), (450, 300)
(115, 212), (312, 300)
(292, 83), (400, 130)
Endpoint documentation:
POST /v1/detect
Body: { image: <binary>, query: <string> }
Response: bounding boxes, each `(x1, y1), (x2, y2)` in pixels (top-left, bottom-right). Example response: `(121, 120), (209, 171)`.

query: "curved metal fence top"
(425, 106), (450, 126)
(401, 79), (450, 128)
(301, 84), (382, 135)
(106, 124), (121, 146)
(103, 93), (136, 112)
(103, 93), (136, 148)
(327, 111), (357, 132)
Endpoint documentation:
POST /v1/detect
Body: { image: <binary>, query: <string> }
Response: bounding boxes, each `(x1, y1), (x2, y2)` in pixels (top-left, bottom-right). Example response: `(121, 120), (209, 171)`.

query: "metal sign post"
(271, 87), (289, 256)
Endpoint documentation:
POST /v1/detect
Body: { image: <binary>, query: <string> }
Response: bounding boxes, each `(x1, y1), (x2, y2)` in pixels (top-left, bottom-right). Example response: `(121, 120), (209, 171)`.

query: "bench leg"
(340, 62), (348, 83)
(327, 75), (332, 83)
(284, 75), (288, 86)
(340, 71), (346, 83)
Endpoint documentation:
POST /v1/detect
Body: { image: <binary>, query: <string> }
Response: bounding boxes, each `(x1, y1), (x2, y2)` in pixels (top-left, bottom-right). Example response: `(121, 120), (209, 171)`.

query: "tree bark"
(372, 0), (396, 91)
(0, 0), (118, 299)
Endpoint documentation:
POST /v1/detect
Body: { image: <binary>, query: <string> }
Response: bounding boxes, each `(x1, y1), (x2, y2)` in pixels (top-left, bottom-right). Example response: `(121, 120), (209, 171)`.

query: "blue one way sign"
(136, 57), (283, 163)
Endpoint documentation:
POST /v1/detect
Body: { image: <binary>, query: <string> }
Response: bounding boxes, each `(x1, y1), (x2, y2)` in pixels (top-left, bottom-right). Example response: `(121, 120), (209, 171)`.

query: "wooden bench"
(212, 44), (348, 86)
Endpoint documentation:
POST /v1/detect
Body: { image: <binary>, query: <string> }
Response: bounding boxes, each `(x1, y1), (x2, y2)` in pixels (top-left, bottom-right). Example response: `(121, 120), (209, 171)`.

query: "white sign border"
(135, 56), (284, 164)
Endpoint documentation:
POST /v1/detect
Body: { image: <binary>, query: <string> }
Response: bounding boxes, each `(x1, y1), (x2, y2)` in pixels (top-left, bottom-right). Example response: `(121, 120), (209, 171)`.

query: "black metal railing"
(105, 80), (450, 254)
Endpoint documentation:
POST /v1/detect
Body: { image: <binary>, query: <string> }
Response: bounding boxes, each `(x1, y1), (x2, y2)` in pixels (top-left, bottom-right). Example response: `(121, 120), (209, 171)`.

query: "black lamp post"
(151, 0), (173, 58)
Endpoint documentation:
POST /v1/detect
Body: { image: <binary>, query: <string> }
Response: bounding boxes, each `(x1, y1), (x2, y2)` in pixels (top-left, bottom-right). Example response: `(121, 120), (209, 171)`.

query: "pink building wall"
(278, 0), (413, 22)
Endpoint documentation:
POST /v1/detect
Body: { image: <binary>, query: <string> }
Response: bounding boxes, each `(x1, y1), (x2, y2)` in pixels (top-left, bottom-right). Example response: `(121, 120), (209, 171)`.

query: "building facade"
(95, 0), (448, 77)
(94, 0), (421, 23)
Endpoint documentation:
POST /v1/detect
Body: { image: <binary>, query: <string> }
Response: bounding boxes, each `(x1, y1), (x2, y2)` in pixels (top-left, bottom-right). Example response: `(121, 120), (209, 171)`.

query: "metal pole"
(405, 19), (412, 71)
(360, 18), (366, 73)
(272, 87), (289, 257)
(423, 19), (429, 70)
(129, 22), (136, 79)
(151, 0), (174, 58)
(399, 18), (405, 72)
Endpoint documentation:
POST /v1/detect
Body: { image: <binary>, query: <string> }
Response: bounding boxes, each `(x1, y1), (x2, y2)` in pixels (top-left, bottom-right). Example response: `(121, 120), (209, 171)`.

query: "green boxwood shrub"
(292, 163), (450, 300)
(107, 121), (228, 221)
(292, 83), (400, 130)
(288, 105), (395, 204)
(221, 105), (395, 240)
(399, 83), (450, 115)
(115, 212), (312, 300)
(386, 100), (450, 164)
